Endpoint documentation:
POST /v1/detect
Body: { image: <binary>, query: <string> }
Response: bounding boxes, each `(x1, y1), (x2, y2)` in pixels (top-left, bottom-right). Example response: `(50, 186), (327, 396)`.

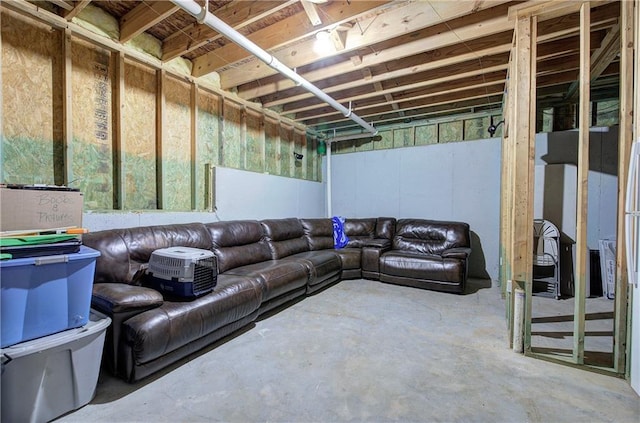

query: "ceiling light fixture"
(315, 30), (331, 41)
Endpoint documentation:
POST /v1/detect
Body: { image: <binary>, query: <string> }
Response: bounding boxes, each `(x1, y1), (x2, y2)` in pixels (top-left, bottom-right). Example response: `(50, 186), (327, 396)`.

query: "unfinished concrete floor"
(58, 279), (639, 423)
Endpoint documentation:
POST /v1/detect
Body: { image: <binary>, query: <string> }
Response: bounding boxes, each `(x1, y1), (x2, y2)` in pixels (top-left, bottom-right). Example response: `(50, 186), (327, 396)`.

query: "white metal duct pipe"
(171, 0), (377, 136)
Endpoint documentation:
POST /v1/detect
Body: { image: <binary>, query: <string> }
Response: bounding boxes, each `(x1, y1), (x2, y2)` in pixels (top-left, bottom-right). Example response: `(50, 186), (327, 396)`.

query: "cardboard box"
(0, 186), (83, 232)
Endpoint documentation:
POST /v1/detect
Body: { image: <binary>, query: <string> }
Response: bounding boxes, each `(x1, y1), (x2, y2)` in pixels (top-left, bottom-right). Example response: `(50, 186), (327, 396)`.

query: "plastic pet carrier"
(146, 247), (217, 297)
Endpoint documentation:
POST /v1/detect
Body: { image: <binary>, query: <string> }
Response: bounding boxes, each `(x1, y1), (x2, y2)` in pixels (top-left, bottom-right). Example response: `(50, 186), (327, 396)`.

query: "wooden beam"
(222, 1), (513, 88)
(156, 69), (166, 209)
(508, 0), (610, 21)
(329, 29), (347, 51)
(161, 1), (297, 62)
(300, 0), (322, 26)
(614, 0), (634, 376)
(120, 1), (178, 43)
(566, 23), (621, 101)
(62, 28), (73, 186)
(573, 2), (590, 365)
(112, 51), (125, 209)
(49, 0), (73, 11)
(190, 83), (198, 211)
(192, 0), (387, 77)
(63, 0), (90, 21)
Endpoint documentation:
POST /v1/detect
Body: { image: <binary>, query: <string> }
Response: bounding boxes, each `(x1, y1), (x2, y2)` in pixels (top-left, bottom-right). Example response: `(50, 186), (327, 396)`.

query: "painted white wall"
(83, 166), (325, 231)
(329, 138), (502, 281)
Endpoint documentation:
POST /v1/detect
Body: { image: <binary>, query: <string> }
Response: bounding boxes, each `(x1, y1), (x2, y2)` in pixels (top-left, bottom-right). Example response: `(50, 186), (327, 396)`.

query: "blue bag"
(332, 216), (349, 249)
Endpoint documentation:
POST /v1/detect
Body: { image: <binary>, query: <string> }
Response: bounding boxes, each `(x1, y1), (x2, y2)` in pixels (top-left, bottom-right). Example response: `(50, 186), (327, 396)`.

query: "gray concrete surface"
(58, 279), (639, 422)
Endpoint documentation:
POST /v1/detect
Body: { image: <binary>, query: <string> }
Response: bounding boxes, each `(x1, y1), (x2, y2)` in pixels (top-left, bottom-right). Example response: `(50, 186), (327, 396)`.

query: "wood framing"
(190, 83), (198, 211)
(156, 69), (165, 209)
(112, 51), (125, 209)
(614, 0), (634, 375)
(572, 2), (590, 365)
(62, 28), (73, 186)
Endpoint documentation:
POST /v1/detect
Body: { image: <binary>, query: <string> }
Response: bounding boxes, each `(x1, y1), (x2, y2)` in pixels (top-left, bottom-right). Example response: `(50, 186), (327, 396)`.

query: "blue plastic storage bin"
(0, 245), (100, 348)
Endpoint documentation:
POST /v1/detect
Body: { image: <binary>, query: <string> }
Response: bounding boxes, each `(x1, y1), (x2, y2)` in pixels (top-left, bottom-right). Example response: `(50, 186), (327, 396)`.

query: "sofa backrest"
(261, 218), (310, 259)
(205, 220), (272, 273)
(375, 217), (397, 240)
(393, 219), (470, 255)
(344, 218), (376, 247)
(83, 222), (212, 285)
(300, 218), (334, 250)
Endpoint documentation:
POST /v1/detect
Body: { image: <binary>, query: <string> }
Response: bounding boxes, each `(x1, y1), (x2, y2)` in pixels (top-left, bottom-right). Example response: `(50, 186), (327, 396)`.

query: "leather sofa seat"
(206, 220), (309, 314)
(379, 219), (471, 293)
(119, 274), (262, 381)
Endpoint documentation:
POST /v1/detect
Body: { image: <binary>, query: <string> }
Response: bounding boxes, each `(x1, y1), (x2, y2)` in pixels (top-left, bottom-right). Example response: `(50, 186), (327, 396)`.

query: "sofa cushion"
(206, 220), (272, 273)
(344, 218), (376, 247)
(285, 250), (342, 287)
(261, 218), (309, 259)
(224, 260), (309, 302)
(393, 219), (470, 255)
(376, 217), (397, 240)
(380, 250), (466, 283)
(121, 274), (262, 365)
(300, 218), (334, 250)
(84, 223), (212, 285)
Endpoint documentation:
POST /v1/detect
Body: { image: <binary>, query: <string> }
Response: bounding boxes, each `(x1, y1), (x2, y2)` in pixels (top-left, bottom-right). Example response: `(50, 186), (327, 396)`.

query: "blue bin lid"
(0, 245), (100, 267)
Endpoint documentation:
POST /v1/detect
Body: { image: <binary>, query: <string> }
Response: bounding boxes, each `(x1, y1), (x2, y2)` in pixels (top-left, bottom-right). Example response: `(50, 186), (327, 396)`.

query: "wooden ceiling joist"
(120, 1), (179, 43)
(63, 0), (90, 21)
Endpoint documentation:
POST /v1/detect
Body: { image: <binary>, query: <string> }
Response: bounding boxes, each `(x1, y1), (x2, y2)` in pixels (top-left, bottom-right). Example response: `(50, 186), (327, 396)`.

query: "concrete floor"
(58, 279), (639, 423)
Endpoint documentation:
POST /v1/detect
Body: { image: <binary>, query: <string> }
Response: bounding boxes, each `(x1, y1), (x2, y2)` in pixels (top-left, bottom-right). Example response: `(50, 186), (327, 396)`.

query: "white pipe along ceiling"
(171, 0), (378, 136)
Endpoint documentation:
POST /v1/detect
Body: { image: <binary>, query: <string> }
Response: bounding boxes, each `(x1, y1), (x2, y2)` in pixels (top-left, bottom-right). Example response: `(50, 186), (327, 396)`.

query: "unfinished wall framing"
(0, 6), (318, 212)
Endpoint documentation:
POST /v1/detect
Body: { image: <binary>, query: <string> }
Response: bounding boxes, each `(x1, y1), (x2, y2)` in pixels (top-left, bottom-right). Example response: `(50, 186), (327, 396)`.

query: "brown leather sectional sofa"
(83, 217), (471, 382)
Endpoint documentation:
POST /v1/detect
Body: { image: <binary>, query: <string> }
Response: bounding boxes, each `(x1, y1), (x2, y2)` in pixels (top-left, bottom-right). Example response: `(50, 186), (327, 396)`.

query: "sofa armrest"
(92, 283), (164, 315)
(91, 283), (164, 377)
(361, 244), (392, 278)
(442, 247), (471, 259)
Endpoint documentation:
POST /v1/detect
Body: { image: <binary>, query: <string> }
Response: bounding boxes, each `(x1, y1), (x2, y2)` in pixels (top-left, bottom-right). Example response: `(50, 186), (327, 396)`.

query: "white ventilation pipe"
(171, 0), (377, 136)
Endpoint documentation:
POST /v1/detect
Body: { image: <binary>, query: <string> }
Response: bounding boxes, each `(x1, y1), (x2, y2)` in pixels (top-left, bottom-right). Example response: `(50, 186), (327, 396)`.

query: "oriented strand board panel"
(245, 110), (264, 173)
(280, 125), (293, 177)
(123, 61), (157, 209)
(196, 90), (219, 210)
(439, 121), (464, 143)
(71, 39), (113, 209)
(164, 75), (192, 210)
(333, 140), (355, 154)
(306, 135), (317, 182)
(464, 117), (490, 141)
(264, 119), (279, 175)
(393, 128), (415, 148)
(293, 130), (306, 179)
(415, 124), (437, 145)
(2, 12), (62, 184)
(375, 130), (393, 150)
(222, 101), (242, 169)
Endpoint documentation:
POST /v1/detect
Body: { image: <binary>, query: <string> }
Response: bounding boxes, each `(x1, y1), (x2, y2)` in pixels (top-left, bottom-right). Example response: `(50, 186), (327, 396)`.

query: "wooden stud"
(300, 0), (322, 26)
(241, 106), (248, 170)
(62, 28), (73, 186)
(573, 3), (590, 365)
(156, 69), (165, 209)
(0, 10), (2, 180)
(218, 97), (225, 167)
(614, 0), (634, 376)
(112, 51), (125, 209)
(191, 83), (198, 211)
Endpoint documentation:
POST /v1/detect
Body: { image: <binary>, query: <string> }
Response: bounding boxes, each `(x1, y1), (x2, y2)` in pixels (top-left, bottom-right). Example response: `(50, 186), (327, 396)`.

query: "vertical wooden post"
(190, 83), (198, 210)
(62, 28), (73, 186)
(112, 51), (125, 209)
(573, 3), (590, 365)
(0, 11), (3, 181)
(156, 69), (165, 209)
(241, 105), (247, 170)
(510, 14), (537, 353)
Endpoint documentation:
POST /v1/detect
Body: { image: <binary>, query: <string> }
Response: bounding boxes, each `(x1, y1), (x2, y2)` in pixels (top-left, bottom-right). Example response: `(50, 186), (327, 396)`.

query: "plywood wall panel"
(439, 121), (464, 143)
(375, 130), (393, 150)
(71, 39), (113, 208)
(464, 116), (490, 141)
(222, 102), (242, 169)
(123, 61), (157, 209)
(2, 12), (61, 184)
(415, 124), (437, 145)
(265, 119), (279, 175)
(164, 75), (192, 210)
(196, 90), (219, 210)
(245, 110), (264, 173)
(280, 125), (293, 177)
(393, 128), (415, 148)
(293, 129), (305, 179)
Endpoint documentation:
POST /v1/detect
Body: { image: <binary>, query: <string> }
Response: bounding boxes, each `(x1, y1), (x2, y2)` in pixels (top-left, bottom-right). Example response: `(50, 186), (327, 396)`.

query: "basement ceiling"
(35, 0), (621, 135)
